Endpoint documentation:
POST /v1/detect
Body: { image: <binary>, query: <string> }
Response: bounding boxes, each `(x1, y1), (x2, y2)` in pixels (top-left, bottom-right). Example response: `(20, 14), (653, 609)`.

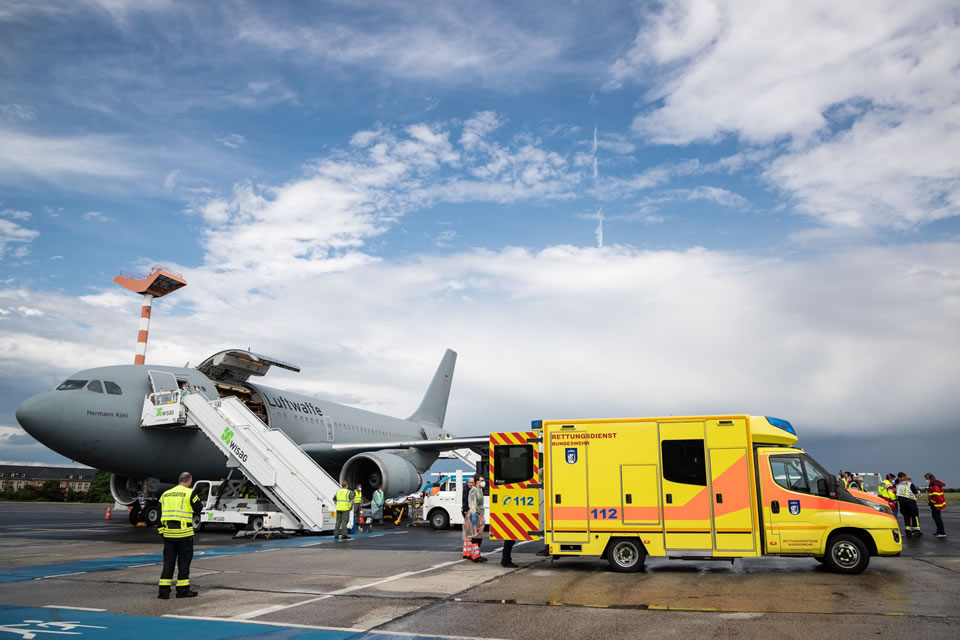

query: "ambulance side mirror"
(817, 478), (830, 497)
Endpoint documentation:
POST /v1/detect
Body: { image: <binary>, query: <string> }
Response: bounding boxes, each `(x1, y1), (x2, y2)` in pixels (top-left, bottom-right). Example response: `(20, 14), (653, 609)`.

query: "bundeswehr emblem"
(565, 447), (578, 464)
(788, 499), (801, 515)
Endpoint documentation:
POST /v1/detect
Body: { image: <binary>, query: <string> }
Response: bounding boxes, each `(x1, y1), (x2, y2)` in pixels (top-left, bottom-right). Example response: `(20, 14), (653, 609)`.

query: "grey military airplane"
(16, 348), (486, 525)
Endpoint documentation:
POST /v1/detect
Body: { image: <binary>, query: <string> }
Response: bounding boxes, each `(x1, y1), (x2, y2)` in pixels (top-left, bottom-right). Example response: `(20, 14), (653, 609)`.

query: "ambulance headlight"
(858, 498), (892, 516)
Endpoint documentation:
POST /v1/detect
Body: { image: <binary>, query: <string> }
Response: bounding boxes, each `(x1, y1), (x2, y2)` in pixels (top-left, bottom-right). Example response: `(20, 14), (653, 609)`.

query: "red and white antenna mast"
(113, 265), (187, 365)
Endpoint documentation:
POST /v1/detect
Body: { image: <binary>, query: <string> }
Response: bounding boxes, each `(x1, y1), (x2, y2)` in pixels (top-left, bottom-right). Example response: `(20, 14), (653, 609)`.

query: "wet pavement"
(0, 502), (958, 639)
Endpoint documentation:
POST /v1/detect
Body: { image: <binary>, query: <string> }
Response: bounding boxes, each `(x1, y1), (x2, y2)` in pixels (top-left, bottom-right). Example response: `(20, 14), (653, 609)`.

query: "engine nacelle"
(109, 474), (138, 505)
(339, 452), (422, 500)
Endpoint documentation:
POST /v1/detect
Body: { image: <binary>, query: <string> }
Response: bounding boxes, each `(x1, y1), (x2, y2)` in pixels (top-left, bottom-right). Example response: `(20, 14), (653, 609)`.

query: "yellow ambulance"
(488, 415), (900, 574)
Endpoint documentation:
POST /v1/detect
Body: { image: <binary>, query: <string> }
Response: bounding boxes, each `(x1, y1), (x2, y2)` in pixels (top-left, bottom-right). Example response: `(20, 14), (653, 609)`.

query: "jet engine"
(339, 452), (422, 499)
(109, 474), (139, 506)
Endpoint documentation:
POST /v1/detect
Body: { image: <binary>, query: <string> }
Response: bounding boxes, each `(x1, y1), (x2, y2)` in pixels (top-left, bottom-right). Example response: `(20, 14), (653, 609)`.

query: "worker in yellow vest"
(334, 481), (352, 540)
(157, 471), (203, 599)
(351, 484), (364, 534)
(879, 474), (898, 517)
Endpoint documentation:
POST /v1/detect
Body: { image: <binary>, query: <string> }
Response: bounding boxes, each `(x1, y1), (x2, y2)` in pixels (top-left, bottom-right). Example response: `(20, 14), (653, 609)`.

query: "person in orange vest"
(924, 473), (947, 538)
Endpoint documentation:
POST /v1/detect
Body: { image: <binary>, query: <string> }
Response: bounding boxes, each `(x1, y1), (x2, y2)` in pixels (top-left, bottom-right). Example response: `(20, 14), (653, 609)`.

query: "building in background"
(0, 465), (96, 493)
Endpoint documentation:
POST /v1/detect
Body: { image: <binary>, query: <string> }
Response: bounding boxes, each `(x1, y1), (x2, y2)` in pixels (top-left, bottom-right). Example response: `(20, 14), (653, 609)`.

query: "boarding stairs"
(182, 394), (339, 532)
(441, 448), (481, 469)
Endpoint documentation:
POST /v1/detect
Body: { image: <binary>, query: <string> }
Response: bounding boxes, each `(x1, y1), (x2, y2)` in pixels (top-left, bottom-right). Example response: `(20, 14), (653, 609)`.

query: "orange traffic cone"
(104, 505), (112, 520)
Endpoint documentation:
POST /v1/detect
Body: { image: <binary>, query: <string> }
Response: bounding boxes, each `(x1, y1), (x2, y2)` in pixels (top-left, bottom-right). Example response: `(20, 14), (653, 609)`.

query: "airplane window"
(86, 380), (104, 394)
(104, 381), (123, 395)
(56, 380), (88, 391)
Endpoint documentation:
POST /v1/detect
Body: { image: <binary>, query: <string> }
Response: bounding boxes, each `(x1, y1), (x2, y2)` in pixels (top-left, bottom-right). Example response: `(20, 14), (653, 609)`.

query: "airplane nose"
(16, 393), (63, 442)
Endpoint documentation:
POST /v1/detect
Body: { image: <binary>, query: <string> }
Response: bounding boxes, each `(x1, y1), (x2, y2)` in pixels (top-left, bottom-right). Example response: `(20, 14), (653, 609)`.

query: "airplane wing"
(329, 436), (489, 453)
(197, 349), (300, 384)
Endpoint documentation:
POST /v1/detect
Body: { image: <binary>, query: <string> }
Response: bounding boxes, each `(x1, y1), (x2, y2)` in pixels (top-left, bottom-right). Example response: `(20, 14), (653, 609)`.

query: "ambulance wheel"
(128, 504), (141, 525)
(142, 501), (162, 527)
(824, 534), (869, 574)
(429, 509), (450, 530)
(607, 538), (646, 573)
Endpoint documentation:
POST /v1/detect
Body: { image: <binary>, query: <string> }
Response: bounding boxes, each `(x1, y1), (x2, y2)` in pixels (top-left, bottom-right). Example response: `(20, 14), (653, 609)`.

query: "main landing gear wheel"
(824, 534), (870, 574)
(128, 504), (141, 525)
(141, 500), (162, 527)
(429, 509), (450, 530)
(607, 538), (647, 573)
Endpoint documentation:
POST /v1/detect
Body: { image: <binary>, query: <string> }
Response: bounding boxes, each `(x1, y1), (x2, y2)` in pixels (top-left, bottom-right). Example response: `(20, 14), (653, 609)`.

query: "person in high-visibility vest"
(879, 473), (898, 517)
(351, 484), (364, 534)
(924, 473), (947, 538)
(896, 474), (921, 537)
(334, 481), (352, 540)
(157, 471), (203, 599)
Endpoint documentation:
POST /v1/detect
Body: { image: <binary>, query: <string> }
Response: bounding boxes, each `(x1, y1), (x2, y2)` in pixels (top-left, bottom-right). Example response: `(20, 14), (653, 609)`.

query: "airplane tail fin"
(407, 349), (457, 429)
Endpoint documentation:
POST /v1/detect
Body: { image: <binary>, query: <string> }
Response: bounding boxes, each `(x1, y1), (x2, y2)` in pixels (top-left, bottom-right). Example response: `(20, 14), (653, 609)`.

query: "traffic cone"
(105, 505), (112, 520)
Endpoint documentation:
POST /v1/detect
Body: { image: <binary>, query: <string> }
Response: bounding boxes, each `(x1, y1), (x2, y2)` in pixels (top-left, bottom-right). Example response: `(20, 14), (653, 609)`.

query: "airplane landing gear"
(141, 500), (162, 527)
(128, 504), (141, 525)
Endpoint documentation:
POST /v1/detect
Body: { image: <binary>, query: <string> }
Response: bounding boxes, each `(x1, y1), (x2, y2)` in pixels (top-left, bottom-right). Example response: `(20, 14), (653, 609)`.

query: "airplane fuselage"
(16, 364), (444, 482)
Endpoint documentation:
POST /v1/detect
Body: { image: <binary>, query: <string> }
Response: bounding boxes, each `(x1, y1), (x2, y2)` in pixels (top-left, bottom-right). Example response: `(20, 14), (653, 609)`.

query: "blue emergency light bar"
(765, 416), (796, 435)
(531, 420), (543, 430)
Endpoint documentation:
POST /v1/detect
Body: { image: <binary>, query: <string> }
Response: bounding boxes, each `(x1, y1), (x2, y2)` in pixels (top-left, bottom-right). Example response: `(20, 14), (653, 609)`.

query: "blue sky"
(1, 1), (959, 479)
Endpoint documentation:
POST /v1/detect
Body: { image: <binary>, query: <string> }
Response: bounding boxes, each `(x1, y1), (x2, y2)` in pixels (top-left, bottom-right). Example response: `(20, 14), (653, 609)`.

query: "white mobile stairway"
(182, 394), (340, 533)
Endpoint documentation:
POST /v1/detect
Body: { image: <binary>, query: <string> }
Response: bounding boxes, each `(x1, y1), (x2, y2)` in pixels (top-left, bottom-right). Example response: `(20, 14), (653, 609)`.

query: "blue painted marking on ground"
(0, 531), (400, 584)
(0, 606), (430, 640)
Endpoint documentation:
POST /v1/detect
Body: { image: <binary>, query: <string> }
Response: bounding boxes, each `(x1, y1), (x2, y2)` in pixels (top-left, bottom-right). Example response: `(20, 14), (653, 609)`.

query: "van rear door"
(489, 431), (541, 542)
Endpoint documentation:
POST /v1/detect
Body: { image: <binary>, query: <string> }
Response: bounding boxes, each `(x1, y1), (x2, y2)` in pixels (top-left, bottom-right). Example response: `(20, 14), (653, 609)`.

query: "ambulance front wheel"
(824, 534), (869, 574)
(607, 538), (647, 573)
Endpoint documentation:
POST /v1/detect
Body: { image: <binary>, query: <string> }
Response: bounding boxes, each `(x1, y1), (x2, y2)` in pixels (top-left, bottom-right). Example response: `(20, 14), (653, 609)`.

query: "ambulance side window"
(770, 456), (808, 492)
(494, 445), (534, 485)
(661, 439), (707, 486)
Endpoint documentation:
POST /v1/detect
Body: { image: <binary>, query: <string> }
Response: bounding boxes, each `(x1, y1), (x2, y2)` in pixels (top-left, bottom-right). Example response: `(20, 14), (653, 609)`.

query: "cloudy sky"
(1, 0), (958, 480)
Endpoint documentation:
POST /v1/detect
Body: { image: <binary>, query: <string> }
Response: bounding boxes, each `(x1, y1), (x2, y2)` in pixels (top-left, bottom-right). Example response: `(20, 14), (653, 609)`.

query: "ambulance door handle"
(625, 494), (632, 504)
(555, 494), (561, 504)
(665, 494), (672, 504)
(491, 494), (497, 504)
(771, 500), (780, 514)
(716, 493), (723, 504)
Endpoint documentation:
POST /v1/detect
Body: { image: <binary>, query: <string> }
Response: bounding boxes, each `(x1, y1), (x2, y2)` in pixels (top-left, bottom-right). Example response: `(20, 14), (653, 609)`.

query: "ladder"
(441, 448), (481, 469)
(182, 394), (340, 532)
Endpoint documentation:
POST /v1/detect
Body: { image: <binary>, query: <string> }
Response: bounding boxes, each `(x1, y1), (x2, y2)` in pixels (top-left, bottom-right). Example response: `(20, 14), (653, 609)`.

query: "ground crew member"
(352, 484), (363, 533)
(371, 486), (385, 526)
(924, 473), (947, 538)
(334, 481), (352, 540)
(896, 474), (921, 537)
(879, 473), (898, 517)
(157, 471), (202, 599)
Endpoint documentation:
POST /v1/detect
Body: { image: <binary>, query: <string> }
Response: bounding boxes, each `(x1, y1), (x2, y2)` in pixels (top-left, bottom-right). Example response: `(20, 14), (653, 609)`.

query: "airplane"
(15, 348), (487, 526)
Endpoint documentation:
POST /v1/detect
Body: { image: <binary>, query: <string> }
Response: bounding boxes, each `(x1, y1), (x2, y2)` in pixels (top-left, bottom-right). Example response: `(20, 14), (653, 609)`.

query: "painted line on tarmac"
(167, 614), (509, 640)
(233, 539), (538, 620)
(0, 605), (503, 640)
(43, 605), (107, 612)
(0, 530), (406, 583)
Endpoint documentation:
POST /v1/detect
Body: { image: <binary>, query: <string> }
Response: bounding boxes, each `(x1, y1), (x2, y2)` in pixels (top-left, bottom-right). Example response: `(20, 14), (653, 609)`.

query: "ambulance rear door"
(489, 431), (541, 542)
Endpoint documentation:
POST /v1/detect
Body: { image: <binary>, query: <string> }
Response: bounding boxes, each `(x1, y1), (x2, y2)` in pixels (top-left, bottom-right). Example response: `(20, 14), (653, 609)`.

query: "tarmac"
(1, 502), (959, 639)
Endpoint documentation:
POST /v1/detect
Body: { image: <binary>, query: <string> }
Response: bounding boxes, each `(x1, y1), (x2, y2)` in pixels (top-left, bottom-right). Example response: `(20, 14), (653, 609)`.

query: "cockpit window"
(86, 380), (104, 393)
(56, 380), (88, 391)
(104, 381), (123, 395)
